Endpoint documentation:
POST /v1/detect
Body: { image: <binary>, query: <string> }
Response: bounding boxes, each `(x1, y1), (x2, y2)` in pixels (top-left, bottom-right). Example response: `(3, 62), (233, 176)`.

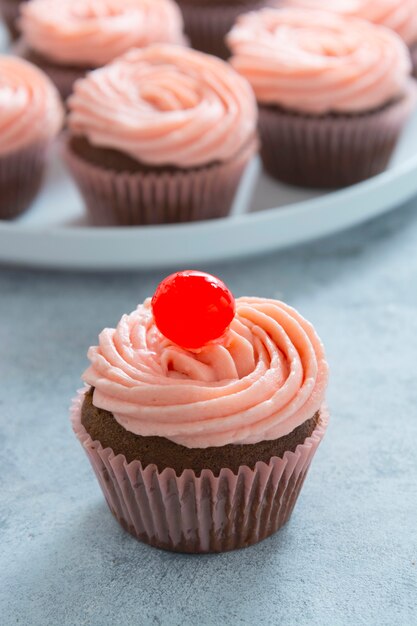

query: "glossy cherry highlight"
(151, 271), (236, 350)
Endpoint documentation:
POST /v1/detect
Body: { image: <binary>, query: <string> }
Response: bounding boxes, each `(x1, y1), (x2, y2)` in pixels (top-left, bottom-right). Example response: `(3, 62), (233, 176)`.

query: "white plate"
(2, 25), (417, 270)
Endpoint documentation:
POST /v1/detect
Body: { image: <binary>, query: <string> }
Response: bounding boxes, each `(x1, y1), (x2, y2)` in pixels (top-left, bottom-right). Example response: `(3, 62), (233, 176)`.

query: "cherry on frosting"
(151, 270), (236, 350)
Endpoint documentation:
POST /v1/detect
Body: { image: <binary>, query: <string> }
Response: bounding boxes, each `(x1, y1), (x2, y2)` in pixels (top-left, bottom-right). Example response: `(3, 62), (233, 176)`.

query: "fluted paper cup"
(63, 136), (258, 226)
(0, 142), (47, 219)
(71, 389), (329, 554)
(259, 80), (417, 189)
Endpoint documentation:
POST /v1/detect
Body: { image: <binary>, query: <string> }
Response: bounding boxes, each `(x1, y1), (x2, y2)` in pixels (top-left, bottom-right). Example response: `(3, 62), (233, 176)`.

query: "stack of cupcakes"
(227, 7), (417, 188)
(16, 0), (187, 99)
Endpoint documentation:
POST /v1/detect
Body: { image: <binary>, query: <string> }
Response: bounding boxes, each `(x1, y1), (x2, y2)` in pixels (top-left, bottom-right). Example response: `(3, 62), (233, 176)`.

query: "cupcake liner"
(258, 80), (417, 189)
(0, 0), (22, 41)
(63, 136), (258, 226)
(0, 142), (47, 220)
(14, 40), (89, 100)
(71, 389), (329, 554)
(410, 44), (417, 79)
(177, 1), (267, 59)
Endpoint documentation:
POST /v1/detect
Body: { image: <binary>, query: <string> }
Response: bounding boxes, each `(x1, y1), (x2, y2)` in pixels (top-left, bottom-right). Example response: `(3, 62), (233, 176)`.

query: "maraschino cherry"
(152, 270), (235, 350)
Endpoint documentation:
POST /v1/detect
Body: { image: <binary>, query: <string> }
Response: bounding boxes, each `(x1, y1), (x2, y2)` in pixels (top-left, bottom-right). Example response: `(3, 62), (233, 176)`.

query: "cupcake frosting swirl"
(68, 45), (257, 167)
(282, 0), (417, 46)
(0, 55), (63, 155)
(83, 297), (328, 449)
(20, 0), (186, 67)
(227, 8), (412, 114)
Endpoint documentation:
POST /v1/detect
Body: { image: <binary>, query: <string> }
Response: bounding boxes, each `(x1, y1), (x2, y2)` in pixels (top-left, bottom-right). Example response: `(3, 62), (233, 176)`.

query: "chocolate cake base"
(82, 387), (319, 476)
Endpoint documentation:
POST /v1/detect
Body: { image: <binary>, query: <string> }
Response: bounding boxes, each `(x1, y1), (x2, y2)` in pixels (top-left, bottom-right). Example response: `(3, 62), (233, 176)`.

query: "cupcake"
(64, 45), (258, 226)
(0, 0), (24, 40)
(280, 0), (417, 78)
(227, 8), (417, 188)
(0, 55), (63, 220)
(71, 270), (329, 553)
(17, 0), (186, 100)
(176, 0), (267, 59)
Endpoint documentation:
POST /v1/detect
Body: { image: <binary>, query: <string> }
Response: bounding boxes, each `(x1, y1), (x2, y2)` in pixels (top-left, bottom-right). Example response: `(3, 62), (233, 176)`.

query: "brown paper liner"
(259, 80), (417, 189)
(177, 1), (267, 59)
(0, 0), (22, 40)
(0, 142), (47, 220)
(63, 136), (258, 226)
(71, 389), (329, 554)
(14, 40), (89, 100)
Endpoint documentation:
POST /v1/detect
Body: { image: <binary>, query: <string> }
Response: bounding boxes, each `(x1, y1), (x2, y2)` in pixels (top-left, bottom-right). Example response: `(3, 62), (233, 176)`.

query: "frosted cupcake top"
(282, 0), (417, 46)
(19, 0), (186, 67)
(0, 56), (63, 156)
(68, 45), (257, 167)
(83, 297), (328, 449)
(227, 8), (412, 114)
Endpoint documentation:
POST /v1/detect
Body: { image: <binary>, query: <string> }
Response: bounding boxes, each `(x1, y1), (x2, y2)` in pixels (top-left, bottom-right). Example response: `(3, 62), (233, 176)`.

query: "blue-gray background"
(1, 201), (416, 626)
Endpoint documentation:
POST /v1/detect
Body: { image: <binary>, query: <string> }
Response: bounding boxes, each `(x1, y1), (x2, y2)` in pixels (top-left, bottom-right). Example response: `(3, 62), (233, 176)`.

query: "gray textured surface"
(1, 202), (417, 626)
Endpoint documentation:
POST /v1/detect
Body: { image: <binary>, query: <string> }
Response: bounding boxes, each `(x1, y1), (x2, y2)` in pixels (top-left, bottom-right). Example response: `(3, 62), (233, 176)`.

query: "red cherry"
(151, 270), (236, 350)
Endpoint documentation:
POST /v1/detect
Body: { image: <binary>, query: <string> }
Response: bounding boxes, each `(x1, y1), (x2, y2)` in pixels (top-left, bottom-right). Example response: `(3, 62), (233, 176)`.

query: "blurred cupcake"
(0, 55), (63, 220)
(71, 270), (330, 553)
(64, 45), (258, 226)
(0, 0), (24, 40)
(17, 0), (186, 100)
(176, 0), (267, 59)
(280, 0), (417, 77)
(228, 8), (417, 188)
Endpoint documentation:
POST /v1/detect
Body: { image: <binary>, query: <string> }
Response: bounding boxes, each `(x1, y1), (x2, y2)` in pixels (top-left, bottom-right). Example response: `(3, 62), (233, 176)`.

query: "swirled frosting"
(227, 8), (412, 114)
(83, 297), (328, 449)
(0, 55), (63, 156)
(282, 0), (417, 46)
(68, 44), (257, 167)
(19, 0), (186, 67)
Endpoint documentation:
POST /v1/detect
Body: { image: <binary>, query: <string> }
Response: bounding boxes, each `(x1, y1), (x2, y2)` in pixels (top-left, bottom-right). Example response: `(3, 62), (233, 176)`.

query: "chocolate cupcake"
(176, 0), (267, 59)
(17, 0), (186, 100)
(228, 8), (417, 188)
(64, 45), (258, 226)
(0, 0), (24, 40)
(71, 271), (329, 553)
(0, 55), (63, 220)
(281, 0), (417, 78)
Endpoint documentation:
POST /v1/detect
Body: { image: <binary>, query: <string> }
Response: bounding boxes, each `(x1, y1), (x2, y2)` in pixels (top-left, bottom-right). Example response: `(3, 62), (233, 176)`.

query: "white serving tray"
(1, 24), (417, 270)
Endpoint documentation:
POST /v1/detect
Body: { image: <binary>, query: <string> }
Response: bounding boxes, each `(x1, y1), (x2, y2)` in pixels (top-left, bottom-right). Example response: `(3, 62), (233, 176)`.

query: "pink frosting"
(227, 8), (412, 114)
(68, 44), (257, 167)
(19, 0), (186, 67)
(0, 55), (63, 156)
(83, 297), (329, 449)
(282, 0), (417, 46)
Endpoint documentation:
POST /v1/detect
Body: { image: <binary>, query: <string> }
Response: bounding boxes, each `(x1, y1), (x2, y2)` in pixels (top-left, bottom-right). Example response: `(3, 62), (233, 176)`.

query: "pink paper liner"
(63, 136), (258, 226)
(71, 389), (329, 553)
(0, 0), (22, 40)
(0, 142), (47, 220)
(14, 39), (89, 100)
(177, 1), (267, 59)
(258, 80), (417, 189)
